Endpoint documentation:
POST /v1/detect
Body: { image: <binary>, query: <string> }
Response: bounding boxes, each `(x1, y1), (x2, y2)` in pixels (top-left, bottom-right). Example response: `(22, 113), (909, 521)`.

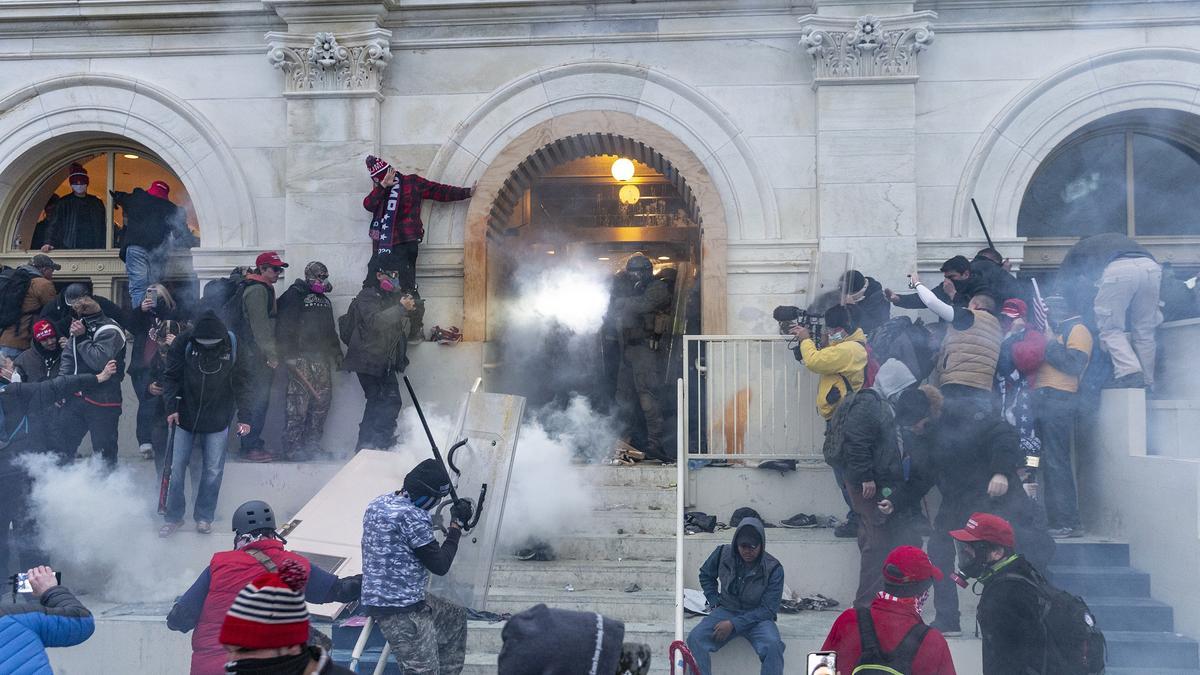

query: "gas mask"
(953, 540), (996, 582)
(308, 279), (331, 294)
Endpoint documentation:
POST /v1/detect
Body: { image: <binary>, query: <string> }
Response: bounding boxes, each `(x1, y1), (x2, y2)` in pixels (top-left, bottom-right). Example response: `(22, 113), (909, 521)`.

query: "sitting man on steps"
(686, 509), (786, 675)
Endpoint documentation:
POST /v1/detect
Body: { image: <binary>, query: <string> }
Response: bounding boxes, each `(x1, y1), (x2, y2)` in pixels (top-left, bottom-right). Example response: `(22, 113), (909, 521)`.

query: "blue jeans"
(0, 346), (23, 360)
(164, 426), (228, 524)
(686, 607), (785, 675)
(125, 244), (167, 307)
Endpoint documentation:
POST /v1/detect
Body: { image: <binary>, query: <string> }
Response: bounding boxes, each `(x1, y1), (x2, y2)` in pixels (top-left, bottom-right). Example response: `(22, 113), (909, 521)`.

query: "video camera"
(773, 305), (824, 343)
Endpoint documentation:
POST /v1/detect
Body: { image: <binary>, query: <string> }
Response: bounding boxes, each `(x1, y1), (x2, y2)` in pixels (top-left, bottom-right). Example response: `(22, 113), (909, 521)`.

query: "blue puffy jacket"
(0, 586), (94, 674)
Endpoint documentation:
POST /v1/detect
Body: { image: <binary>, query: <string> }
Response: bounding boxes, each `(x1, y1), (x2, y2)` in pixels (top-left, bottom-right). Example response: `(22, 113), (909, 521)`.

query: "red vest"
(189, 540), (310, 675)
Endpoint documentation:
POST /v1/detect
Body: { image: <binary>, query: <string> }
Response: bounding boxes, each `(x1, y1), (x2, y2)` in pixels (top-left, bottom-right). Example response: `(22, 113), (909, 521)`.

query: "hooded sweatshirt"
(840, 359), (917, 487)
(698, 517), (784, 634)
(796, 328), (869, 419)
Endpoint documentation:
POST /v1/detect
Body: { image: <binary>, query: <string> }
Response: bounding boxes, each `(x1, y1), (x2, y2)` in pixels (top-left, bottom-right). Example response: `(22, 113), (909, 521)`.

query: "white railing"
(681, 335), (825, 460)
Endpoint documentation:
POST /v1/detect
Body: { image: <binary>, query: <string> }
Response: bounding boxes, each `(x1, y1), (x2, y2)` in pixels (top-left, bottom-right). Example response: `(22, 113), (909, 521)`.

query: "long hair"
(147, 282), (176, 311)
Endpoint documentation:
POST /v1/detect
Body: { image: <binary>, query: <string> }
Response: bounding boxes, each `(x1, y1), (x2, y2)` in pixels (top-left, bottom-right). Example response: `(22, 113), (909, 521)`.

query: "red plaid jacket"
(363, 174), (472, 249)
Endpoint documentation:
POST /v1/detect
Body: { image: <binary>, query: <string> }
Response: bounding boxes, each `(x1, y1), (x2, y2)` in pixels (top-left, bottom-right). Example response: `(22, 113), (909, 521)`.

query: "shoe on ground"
(159, 522), (181, 538)
(196, 520), (212, 534)
(1104, 372), (1146, 389)
(834, 520), (858, 538)
(139, 443), (154, 460)
(781, 513), (819, 528)
(242, 449), (275, 463)
(1049, 527), (1083, 539)
(931, 619), (962, 637)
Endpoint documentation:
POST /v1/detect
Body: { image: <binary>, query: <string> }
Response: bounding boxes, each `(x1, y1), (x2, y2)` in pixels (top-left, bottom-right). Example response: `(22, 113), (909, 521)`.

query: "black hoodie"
(161, 327), (253, 433)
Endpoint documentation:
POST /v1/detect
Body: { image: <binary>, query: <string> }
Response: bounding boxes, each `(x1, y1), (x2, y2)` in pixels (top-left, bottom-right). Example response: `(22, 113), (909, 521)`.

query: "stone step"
(464, 620), (674, 653)
(485, 586), (675, 623)
(1052, 539), (1131, 568)
(563, 507), (676, 536)
(1089, 596), (1176, 633)
(575, 464), (680, 488)
(550, 532), (676, 561)
(490, 558), (676, 590)
(1048, 565), (1152, 598)
(591, 485), (678, 511)
(1107, 631), (1200, 669)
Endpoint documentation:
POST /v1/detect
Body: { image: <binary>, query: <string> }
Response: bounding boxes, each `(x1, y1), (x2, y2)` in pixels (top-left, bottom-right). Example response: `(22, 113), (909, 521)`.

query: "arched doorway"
(484, 133), (702, 419)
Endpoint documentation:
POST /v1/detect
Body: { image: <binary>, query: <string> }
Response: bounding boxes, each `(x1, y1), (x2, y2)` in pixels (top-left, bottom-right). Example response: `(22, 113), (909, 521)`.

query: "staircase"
(335, 464), (679, 673)
(1052, 540), (1199, 674)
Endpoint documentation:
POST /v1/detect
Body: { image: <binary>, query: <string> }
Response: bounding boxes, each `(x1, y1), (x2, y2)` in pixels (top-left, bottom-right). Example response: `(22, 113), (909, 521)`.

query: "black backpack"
(852, 607), (930, 674)
(991, 569), (1106, 675)
(0, 266), (36, 332)
(199, 269), (248, 334)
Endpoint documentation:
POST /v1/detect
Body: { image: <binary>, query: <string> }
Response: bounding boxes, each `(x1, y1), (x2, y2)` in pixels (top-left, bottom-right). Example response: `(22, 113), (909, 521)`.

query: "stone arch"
(954, 47), (1200, 239)
(0, 73), (257, 249)
(422, 60), (771, 339)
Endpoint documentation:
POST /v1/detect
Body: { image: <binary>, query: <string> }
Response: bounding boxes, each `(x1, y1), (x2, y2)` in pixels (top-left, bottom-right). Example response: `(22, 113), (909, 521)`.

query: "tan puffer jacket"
(938, 309), (1001, 390)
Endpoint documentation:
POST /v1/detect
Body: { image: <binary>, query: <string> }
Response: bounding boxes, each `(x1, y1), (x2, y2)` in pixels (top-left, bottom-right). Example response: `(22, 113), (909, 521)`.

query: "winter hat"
(192, 311), (227, 344)
(32, 320), (56, 341)
(950, 512), (1015, 549)
(67, 162), (89, 186)
(365, 155), (391, 180)
(147, 180), (170, 199)
(894, 388), (931, 427)
(304, 261), (329, 281)
(374, 252), (406, 272)
(403, 458), (451, 507)
(219, 561), (310, 650)
(498, 603), (625, 675)
(882, 545), (943, 597)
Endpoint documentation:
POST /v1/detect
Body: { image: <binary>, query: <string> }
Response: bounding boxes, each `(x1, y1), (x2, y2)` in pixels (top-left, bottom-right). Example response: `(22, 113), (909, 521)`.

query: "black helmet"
(232, 500), (276, 536)
(626, 254), (653, 274)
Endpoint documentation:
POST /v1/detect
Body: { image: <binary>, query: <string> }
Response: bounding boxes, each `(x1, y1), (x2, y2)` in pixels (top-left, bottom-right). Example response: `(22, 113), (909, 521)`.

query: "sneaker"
(1049, 527), (1083, 539)
(834, 520), (858, 538)
(242, 449), (275, 463)
(159, 522), (181, 538)
(196, 521), (212, 534)
(139, 443), (154, 460)
(931, 619), (962, 637)
(781, 513), (820, 528)
(1104, 372), (1145, 389)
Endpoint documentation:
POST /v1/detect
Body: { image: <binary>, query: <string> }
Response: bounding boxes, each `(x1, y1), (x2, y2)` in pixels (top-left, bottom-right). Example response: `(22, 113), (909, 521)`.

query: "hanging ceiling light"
(618, 184), (641, 205)
(122, 154), (140, 159)
(611, 157), (635, 182)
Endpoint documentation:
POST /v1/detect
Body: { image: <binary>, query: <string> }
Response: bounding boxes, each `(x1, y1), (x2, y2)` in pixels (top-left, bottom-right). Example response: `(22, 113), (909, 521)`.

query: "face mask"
(827, 330), (846, 343)
(379, 277), (397, 293)
(954, 540), (993, 580)
(71, 184), (87, 196)
(224, 648), (315, 675)
(309, 280), (330, 294)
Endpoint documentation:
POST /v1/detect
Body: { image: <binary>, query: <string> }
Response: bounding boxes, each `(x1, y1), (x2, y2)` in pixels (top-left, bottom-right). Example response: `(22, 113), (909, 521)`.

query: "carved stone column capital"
(798, 11), (936, 87)
(265, 28), (392, 98)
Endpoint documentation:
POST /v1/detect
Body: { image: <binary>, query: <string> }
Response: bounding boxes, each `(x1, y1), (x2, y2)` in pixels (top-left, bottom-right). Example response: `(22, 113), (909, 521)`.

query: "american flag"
(1029, 278), (1049, 332)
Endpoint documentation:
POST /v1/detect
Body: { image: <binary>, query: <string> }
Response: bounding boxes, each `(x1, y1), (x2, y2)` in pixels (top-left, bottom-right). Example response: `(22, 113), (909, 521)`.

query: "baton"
(157, 404), (179, 515)
(970, 198), (996, 251)
(401, 375), (460, 505)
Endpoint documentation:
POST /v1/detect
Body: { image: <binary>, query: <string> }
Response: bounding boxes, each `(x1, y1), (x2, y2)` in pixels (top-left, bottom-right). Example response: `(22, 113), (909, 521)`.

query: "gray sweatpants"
(1094, 256), (1161, 384)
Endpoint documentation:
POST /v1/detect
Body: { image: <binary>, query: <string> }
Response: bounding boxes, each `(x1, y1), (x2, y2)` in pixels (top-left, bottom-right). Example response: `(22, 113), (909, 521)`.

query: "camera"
(772, 305), (824, 342)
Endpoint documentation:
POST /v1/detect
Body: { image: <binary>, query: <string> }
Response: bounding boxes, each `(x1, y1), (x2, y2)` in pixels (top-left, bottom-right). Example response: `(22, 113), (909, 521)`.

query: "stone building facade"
(2, 0), (1199, 402)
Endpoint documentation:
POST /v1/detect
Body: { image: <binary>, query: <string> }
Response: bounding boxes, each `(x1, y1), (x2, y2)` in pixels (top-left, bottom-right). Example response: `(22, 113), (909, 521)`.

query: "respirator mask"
(309, 279), (332, 294)
(953, 540), (995, 584)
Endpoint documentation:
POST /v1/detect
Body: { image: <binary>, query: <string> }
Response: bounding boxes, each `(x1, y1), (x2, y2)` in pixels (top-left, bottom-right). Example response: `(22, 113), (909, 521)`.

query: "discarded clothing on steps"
(730, 506), (777, 528)
(684, 511), (718, 534)
(466, 608), (511, 623)
(514, 539), (557, 561)
(683, 588), (710, 616)
(779, 587), (840, 614)
(756, 459), (798, 473)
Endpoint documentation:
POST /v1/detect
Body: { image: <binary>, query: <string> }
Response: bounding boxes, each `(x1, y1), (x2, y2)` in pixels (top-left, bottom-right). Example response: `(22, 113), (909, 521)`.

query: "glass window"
(13, 149), (199, 252)
(1018, 110), (1200, 240)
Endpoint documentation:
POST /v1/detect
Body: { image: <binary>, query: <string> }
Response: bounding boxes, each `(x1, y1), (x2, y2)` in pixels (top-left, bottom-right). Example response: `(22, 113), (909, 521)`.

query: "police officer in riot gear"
(612, 254), (673, 462)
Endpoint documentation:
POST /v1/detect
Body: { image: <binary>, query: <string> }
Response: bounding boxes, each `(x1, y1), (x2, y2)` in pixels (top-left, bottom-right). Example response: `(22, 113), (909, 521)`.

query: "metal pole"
(372, 642), (391, 675)
(675, 377), (685, 642)
(348, 617), (374, 672)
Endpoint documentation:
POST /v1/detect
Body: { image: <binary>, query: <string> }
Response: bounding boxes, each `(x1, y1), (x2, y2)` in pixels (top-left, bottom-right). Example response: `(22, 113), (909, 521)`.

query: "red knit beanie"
(219, 560), (310, 649)
(365, 155), (391, 180)
(68, 163), (89, 186)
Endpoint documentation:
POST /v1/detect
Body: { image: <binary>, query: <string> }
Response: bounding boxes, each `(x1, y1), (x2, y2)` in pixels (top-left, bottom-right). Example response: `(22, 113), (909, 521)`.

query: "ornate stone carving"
(265, 29), (392, 97)
(798, 12), (935, 86)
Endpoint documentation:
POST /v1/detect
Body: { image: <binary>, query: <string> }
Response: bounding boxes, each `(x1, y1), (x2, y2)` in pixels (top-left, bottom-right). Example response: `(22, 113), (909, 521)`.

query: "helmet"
(232, 500), (276, 536)
(625, 255), (653, 274)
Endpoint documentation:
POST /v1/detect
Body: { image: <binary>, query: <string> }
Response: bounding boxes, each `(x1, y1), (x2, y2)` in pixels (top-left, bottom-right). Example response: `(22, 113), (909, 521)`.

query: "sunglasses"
(267, 265), (285, 273)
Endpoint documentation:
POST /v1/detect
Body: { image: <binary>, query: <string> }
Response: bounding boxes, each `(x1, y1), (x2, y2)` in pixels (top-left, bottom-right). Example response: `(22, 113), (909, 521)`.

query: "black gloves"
(450, 499), (474, 527)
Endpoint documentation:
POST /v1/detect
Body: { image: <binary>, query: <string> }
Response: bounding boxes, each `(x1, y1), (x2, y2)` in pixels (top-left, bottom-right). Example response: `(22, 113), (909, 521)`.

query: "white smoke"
(17, 454), (203, 602)
(507, 263), (611, 334)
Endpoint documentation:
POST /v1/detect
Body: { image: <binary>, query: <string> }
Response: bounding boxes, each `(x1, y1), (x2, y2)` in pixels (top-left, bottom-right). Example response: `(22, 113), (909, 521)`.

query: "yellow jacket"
(799, 328), (868, 419)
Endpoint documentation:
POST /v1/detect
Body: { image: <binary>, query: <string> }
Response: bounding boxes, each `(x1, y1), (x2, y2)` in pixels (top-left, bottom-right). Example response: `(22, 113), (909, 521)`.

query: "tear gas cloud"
(18, 453), (203, 602)
(506, 263), (611, 335)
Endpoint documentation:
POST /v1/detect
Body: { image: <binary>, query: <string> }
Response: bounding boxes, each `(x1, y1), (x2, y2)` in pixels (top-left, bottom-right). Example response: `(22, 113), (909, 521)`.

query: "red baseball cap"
(147, 180), (170, 199)
(255, 251), (289, 269)
(882, 545), (943, 586)
(32, 320), (56, 341)
(950, 512), (1015, 549)
(1000, 298), (1027, 319)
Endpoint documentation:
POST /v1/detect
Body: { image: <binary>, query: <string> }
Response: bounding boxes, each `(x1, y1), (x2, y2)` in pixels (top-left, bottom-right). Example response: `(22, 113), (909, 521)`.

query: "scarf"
(877, 590), (931, 617)
(369, 182), (402, 253)
(224, 645), (327, 674)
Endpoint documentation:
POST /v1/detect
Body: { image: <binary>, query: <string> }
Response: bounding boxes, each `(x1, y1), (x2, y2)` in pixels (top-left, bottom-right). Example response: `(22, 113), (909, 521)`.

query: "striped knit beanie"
(219, 560), (309, 649)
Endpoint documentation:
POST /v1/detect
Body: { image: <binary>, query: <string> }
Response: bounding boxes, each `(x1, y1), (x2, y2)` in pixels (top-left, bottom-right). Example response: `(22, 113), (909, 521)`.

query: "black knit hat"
(894, 388), (931, 427)
(498, 604), (625, 675)
(403, 459), (451, 505)
(375, 252), (405, 272)
(192, 311), (227, 342)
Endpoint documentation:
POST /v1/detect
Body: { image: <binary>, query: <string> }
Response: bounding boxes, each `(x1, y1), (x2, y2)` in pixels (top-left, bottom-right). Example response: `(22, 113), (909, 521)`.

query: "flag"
(1030, 278), (1049, 332)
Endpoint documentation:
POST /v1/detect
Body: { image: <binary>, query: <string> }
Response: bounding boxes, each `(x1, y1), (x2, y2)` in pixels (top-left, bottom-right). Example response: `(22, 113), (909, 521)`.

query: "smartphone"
(145, 287), (158, 304)
(807, 651), (837, 675)
(12, 571), (61, 593)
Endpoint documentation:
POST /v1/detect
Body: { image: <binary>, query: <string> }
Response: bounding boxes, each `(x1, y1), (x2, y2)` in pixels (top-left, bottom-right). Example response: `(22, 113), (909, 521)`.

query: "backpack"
(991, 569), (1107, 675)
(824, 387), (883, 469)
(199, 269), (248, 334)
(852, 606), (930, 674)
(868, 316), (935, 383)
(0, 266), (36, 332)
(1063, 317), (1109, 408)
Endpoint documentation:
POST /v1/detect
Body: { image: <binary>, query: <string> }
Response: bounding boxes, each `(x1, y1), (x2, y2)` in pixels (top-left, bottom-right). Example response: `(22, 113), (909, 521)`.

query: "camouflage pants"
(376, 594), (467, 675)
(284, 357), (332, 457)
